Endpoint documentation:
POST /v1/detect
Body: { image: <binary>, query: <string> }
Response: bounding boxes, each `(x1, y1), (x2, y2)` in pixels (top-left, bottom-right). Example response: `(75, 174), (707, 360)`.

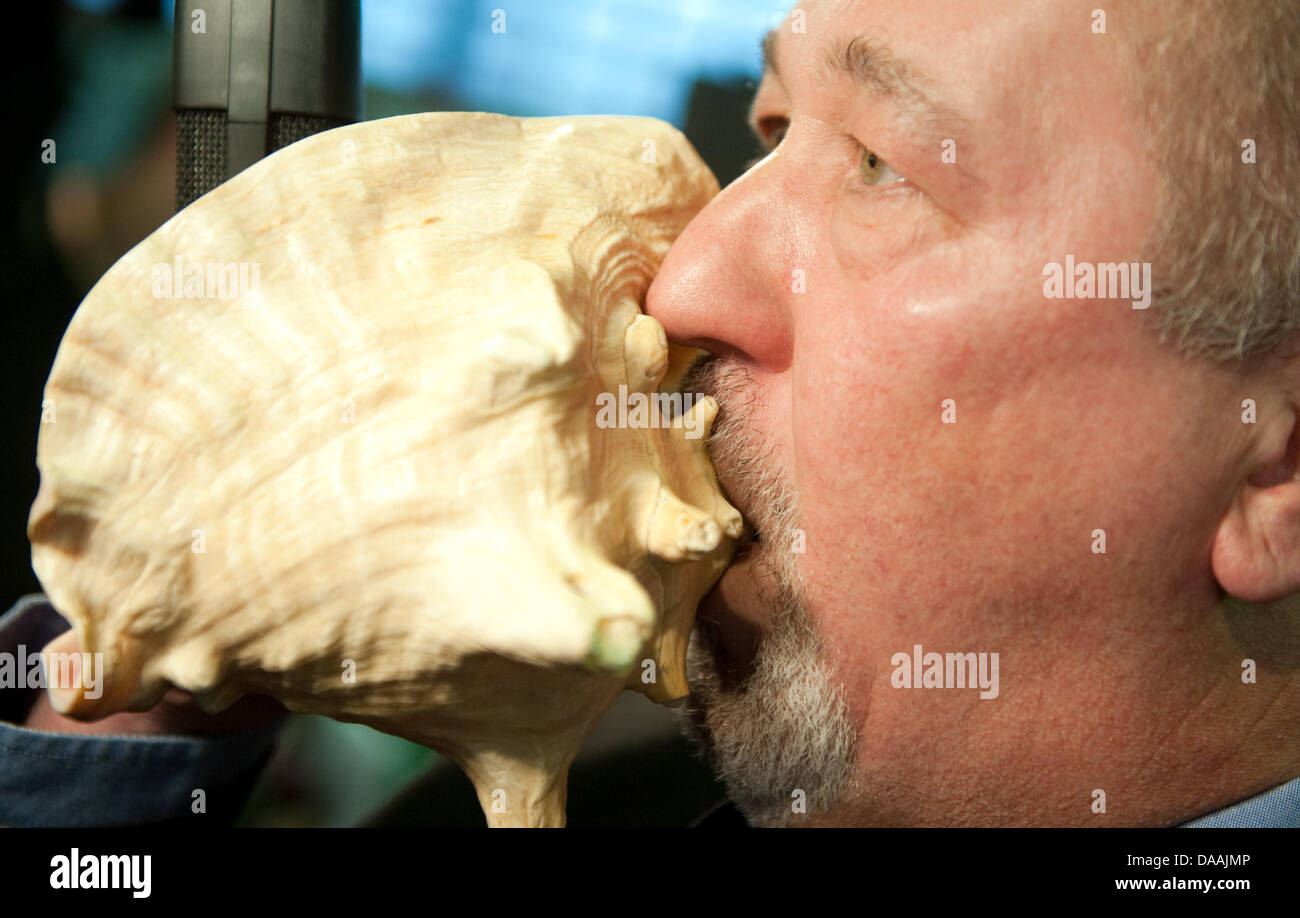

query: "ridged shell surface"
(28, 112), (739, 827)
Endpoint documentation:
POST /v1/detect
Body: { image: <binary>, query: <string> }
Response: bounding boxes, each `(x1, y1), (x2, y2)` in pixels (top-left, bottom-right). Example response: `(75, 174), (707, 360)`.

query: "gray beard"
(673, 355), (859, 827)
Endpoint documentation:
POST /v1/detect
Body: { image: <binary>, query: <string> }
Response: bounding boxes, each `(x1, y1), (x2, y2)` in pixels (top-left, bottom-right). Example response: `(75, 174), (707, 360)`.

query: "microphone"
(172, 0), (360, 210)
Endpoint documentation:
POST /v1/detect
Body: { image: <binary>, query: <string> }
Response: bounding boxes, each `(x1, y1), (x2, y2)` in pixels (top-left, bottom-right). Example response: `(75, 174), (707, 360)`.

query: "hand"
(24, 630), (287, 737)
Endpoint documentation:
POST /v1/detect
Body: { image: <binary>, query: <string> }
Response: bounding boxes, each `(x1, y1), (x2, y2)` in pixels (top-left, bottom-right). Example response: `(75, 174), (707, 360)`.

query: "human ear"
(1212, 409), (1300, 602)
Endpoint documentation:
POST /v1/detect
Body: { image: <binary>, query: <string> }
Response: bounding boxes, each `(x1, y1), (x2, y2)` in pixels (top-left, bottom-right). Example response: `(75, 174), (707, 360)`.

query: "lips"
(682, 355), (769, 683)
(733, 518), (758, 553)
(694, 506), (768, 686)
(709, 440), (759, 552)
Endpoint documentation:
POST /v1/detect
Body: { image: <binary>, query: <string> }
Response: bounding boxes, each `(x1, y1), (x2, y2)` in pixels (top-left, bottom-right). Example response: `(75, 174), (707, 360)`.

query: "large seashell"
(28, 112), (740, 827)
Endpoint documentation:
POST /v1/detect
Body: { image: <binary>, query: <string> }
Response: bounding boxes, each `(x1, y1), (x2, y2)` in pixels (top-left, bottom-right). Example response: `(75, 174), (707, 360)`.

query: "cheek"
(782, 288), (974, 713)
(779, 253), (1072, 702)
(829, 193), (928, 280)
(785, 276), (1225, 720)
(789, 218), (1070, 573)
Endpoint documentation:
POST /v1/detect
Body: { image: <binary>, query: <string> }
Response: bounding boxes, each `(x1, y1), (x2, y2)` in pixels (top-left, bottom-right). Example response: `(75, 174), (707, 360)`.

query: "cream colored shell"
(28, 112), (739, 827)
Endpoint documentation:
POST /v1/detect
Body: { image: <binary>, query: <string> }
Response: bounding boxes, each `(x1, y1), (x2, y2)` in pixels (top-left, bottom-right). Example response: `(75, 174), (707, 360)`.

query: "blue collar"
(1180, 773), (1300, 827)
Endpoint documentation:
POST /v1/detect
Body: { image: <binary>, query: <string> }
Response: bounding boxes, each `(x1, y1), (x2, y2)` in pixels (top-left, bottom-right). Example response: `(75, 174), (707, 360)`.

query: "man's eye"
(743, 117), (790, 172)
(859, 146), (905, 186)
(762, 118), (789, 150)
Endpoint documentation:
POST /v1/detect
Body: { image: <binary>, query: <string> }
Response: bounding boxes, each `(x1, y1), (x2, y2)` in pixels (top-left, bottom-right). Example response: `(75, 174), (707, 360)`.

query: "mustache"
(677, 350), (811, 681)
(673, 355), (859, 825)
(678, 353), (804, 585)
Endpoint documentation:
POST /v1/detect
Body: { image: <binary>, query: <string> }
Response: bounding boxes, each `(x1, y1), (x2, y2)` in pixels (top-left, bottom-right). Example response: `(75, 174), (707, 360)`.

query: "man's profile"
(647, 0), (1300, 827)
(2, 0), (1297, 831)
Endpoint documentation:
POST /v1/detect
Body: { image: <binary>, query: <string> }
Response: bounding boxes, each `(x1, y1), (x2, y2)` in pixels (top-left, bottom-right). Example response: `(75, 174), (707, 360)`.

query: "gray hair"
(1127, 0), (1300, 363)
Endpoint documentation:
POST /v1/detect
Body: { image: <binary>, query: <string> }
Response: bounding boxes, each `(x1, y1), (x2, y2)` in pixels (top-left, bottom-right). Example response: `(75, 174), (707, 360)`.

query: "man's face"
(647, 0), (1252, 826)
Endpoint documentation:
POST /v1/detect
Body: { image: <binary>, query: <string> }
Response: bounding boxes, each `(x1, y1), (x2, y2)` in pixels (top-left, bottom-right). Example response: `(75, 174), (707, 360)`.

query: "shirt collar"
(694, 775), (1300, 827)
(1180, 773), (1300, 827)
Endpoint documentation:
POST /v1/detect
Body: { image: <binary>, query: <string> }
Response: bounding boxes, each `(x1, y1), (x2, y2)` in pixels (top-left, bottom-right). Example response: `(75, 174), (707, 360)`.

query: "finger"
(40, 629), (87, 714)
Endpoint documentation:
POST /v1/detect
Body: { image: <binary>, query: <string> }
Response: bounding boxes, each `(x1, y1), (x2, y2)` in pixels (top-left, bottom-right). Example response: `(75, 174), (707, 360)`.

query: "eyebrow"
(759, 28), (966, 137)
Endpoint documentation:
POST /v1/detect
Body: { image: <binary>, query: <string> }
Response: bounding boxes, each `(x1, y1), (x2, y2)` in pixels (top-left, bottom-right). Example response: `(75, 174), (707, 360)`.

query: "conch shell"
(28, 112), (740, 827)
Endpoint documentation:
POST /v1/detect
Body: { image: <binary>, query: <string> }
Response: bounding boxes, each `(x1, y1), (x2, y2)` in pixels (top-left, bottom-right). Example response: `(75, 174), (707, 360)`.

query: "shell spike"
(675, 394), (719, 444)
(646, 488), (723, 561)
(623, 313), (669, 392)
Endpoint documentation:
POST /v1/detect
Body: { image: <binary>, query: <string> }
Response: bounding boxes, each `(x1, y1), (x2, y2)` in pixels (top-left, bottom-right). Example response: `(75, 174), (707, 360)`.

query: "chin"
(676, 585), (860, 828)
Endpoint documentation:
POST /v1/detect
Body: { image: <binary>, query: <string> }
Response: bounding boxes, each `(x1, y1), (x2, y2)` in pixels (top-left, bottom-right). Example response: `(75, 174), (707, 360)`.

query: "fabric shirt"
(1180, 773), (1300, 827)
(1, 594), (1296, 827)
(0, 594), (279, 826)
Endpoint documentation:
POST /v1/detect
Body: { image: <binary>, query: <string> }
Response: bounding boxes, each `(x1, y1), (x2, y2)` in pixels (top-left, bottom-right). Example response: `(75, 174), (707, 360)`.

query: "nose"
(644, 160), (796, 372)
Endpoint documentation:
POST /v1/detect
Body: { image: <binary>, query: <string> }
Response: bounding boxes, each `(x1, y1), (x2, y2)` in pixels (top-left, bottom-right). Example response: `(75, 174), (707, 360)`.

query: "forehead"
(769, 0), (1141, 138)
(771, 1), (1154, 227)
